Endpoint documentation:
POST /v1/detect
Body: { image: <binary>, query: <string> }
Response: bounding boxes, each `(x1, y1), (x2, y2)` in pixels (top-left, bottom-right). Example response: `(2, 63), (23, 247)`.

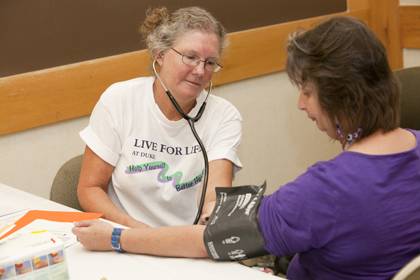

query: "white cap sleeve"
(80, 98), (122, 166)
(207, 105), (243, 172)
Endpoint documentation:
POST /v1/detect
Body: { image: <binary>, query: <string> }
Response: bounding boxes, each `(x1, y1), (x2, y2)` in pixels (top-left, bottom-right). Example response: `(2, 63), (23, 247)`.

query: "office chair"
(50, 154), (83, 210)
(392, 254), (420, 280)
(394, 66), (420, 130)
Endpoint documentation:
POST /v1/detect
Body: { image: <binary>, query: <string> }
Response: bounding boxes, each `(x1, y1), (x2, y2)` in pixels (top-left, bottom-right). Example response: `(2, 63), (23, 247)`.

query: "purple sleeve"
(258, 162), (339, 256)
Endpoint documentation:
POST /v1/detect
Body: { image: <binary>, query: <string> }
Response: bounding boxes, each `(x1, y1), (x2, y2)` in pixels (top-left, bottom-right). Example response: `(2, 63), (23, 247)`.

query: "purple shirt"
(259, 129), (420, 280)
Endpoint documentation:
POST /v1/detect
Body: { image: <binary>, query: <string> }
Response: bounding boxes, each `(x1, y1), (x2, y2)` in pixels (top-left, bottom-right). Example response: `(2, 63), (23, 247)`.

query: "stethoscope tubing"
(153, 60), (211, 225)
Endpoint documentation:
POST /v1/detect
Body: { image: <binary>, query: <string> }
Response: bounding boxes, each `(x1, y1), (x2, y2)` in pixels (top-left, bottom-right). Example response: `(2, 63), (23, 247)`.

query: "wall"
(401, 2), (420, 67)
(404, 49), (420, 67)
(1, 0), (419, 199)
(1, 52), (420, 198)
(0, 0), (345, 77)
(401, 0), (420, 67)
(0, 71), (341, 198)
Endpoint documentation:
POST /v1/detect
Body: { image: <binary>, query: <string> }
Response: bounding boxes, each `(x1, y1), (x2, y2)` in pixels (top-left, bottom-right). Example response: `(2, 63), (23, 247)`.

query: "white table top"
(0, 183), (284, 280)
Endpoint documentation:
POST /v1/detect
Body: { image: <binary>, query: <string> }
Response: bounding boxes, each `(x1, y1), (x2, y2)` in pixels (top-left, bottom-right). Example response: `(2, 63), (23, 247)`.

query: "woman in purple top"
(73, 16), (420, 279)
(258, 17), (420, 279)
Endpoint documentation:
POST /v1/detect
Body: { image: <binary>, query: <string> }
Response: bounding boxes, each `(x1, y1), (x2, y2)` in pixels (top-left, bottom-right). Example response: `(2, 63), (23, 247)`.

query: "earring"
(335, 119), (362, 148)
(346, 128), (362, 146)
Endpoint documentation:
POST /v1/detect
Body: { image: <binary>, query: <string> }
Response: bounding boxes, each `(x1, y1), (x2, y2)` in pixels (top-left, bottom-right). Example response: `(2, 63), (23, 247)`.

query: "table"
(0, 183), (284, 279)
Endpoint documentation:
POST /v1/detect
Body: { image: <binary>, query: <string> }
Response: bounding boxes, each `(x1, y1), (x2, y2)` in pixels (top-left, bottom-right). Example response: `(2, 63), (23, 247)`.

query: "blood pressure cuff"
(204, 182), (267, 261)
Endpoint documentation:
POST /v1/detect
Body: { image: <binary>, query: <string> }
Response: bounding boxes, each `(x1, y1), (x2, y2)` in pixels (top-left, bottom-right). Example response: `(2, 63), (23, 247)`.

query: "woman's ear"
(155, 51), (164, 66)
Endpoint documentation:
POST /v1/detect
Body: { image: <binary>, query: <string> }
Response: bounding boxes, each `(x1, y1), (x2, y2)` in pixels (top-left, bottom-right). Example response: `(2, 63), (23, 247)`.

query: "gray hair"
(140, 6), (227, 58)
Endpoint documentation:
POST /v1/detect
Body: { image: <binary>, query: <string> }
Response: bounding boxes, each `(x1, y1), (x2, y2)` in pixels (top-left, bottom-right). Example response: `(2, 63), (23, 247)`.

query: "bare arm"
(72, 220), (208, 258)
(198, 159), (234, 224)
(77, 146), (149, 228)
(123, 224), (207, 258)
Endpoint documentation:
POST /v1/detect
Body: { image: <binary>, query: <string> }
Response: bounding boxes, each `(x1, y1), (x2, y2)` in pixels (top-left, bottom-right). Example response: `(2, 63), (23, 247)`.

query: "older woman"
(73, 16), (420, 279)
(77, 7), (242, 228)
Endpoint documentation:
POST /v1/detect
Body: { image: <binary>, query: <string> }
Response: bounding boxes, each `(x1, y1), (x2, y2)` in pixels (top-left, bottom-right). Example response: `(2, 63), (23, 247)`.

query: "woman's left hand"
(72, 220), (114, 251)
(198, 201), (216, 225)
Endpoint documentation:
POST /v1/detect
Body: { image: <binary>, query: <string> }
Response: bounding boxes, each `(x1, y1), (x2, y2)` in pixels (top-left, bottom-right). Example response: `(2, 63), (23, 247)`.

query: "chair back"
(50, 155), (83, 210)
(392, 254), (420, 280)
(394, 66), (420, 130)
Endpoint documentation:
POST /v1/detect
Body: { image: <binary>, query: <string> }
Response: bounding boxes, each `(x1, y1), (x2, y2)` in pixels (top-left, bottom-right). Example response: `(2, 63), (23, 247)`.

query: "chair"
(394, 66), (420, 130)
(50, 155), (83, 210)
(392, 254), (420, 280)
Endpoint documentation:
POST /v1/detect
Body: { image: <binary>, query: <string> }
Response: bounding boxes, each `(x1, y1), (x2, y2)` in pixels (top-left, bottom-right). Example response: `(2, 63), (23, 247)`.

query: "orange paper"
(0, 210), (102, 240)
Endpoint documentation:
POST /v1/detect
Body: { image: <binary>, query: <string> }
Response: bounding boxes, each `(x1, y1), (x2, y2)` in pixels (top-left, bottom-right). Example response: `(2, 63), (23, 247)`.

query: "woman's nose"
(191, 61), (206, 75)
(297, 93), (306, 111)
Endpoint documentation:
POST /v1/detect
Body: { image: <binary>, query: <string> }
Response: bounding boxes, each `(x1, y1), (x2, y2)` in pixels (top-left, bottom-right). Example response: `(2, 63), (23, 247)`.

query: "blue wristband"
(111, 227), (125, 253)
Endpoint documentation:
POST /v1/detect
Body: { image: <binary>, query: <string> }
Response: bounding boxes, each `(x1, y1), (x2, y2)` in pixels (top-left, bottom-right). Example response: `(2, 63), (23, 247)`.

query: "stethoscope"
(153, 60), (211, 225)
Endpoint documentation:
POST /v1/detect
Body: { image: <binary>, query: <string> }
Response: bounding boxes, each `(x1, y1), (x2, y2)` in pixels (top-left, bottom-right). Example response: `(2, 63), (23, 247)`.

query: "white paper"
(0, 211), (77, 248)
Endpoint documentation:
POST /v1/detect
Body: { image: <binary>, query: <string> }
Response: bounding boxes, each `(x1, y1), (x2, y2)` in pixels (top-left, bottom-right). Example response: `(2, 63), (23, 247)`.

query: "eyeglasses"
(170, 48), (222, 73)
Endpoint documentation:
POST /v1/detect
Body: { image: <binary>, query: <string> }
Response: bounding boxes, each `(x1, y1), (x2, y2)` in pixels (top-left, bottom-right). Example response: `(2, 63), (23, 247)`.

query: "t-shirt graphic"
(126, 161), (204, 191)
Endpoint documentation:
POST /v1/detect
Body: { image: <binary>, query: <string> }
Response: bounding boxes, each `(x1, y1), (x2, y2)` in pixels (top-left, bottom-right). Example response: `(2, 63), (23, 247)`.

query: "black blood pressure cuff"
(204, 182), (268, 261)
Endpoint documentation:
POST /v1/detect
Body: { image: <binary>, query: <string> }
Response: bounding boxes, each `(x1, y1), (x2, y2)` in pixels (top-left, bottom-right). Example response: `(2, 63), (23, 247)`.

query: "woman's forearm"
(78, 187), (148, 228)
(121, 225), (208, 258)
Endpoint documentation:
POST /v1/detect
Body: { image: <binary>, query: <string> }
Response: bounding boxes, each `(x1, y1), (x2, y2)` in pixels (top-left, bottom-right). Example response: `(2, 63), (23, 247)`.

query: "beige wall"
(404, 49), (420, 67)
(401, 0), (420, 4)
(0, 10), (419, 198)
(0, 70), (342, 198)
(0, 117), (87, 197)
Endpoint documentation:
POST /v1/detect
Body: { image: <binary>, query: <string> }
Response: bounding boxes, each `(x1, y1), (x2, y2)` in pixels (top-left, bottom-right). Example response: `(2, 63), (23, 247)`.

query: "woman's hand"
(198, 201), (215, 225)
(72, 220), (114, 251)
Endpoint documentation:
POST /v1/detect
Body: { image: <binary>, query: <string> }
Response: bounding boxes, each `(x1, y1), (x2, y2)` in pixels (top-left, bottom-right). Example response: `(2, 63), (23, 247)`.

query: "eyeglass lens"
(171, 48), (221, 72)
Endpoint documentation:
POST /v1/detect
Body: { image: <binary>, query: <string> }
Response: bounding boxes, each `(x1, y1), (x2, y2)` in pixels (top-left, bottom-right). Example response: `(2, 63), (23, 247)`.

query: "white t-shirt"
(80, 77), (242, 227)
